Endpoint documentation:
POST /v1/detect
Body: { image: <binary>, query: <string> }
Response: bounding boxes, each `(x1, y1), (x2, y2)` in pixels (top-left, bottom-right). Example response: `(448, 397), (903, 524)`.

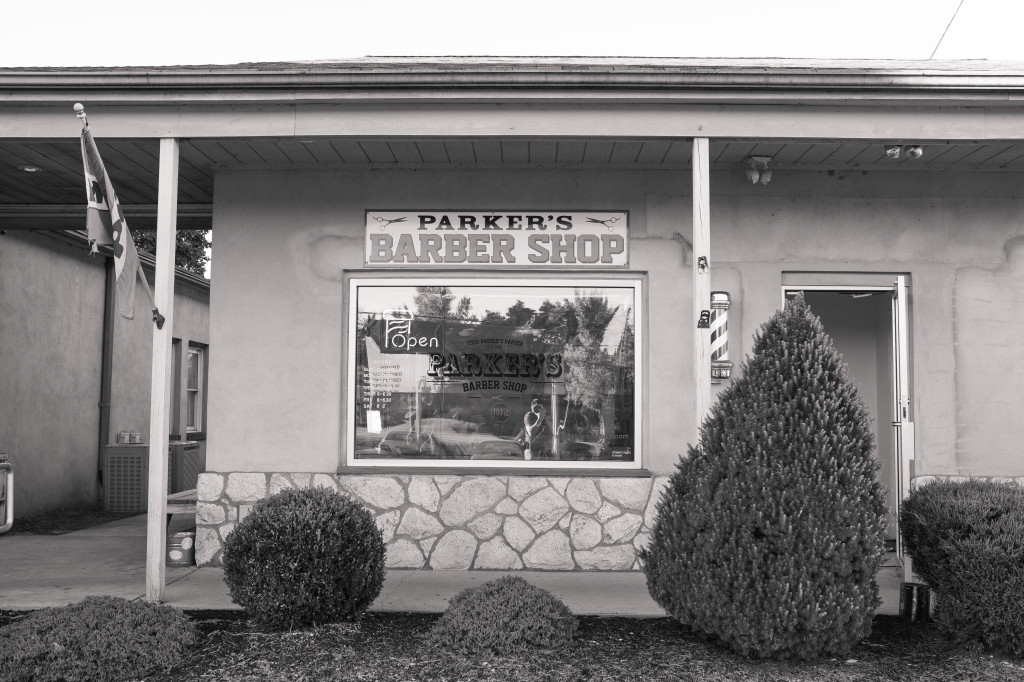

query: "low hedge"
(427, 576), (578, 655)
(900, 479), (1024, 657)
(0, 596), (197, 682)
(222, 486), (386, 629)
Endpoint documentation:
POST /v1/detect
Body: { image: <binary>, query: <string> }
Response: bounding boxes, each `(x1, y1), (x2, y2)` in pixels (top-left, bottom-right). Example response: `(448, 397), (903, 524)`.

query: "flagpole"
(135, 264), (167, 329)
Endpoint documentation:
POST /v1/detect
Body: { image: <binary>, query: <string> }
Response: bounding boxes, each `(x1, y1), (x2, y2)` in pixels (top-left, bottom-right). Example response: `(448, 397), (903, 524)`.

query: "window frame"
(342, 272), (645, 470)
(185, 345), (205, 435)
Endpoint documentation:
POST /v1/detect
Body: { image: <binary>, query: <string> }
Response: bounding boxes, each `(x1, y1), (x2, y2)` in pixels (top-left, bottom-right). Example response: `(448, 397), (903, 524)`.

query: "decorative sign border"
(364, 210), (629, 268)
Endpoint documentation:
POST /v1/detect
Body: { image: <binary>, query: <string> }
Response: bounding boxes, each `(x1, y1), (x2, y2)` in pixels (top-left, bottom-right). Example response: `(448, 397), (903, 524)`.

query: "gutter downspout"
(98, 256), (114, 506)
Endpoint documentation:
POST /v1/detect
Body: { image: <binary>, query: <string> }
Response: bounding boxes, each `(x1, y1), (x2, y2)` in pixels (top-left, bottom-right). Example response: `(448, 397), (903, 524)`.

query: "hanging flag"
(80, 123), (140, 320)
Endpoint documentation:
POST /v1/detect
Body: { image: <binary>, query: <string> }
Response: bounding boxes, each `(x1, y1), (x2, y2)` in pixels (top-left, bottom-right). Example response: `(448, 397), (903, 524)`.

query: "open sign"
(490, 402), (512, 423)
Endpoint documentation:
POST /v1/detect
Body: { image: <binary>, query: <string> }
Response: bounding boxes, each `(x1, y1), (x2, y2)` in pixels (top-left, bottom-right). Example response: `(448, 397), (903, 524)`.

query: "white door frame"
(782, 280), (915, 569)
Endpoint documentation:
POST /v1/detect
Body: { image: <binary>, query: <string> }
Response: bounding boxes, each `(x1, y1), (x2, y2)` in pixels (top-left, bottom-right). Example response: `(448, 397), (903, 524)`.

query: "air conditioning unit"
(103, 444), (149, 512)
(103, 441), (207, 511)
(169, 441), (203, 493)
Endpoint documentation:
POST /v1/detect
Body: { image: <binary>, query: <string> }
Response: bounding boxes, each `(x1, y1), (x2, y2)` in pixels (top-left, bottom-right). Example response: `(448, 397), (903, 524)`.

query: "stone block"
(598, 478), (652, 511)
(574, 544), (635, 570)
(644, 476), (670, 526)
(468, 513), (503, 539)
(268, 474), (295, 497)
(408, 477), (441, 512)
(508, 477), (549, 501)
(523, 530), (574, 570)
(439, 478), (506, 526)
(569, 515), (602, 550)
(225, 473), (267, 502)
(195, 527), (221, 566)
(503, 516), (536, 552)
(398, 507), (445, 540)
(604, 513), (643, 544)
(495, 497), (519, 515)
(197, 473), (225, 502)
(597, 501), (622, 523)
(196, 502), (225, 526)
(291, 473), (312, 489)
(376, 510), (401, 543)
(429, 530), (478, 569)
(387, 539), (425, 568)
(339, 476), (406, 509)
(547, 477), (571, 495)
(312, 473), (340, 492)
(519, 487), (570, 533)
(566, 478), (602, 514)
(433, 476), (462, 495)
(475, 538), (523, 570)
(219, 523), (236, 541)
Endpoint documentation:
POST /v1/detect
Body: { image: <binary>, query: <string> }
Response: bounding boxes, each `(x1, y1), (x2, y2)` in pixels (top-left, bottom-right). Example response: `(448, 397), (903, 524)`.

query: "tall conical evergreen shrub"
(641, 294), (887, 660)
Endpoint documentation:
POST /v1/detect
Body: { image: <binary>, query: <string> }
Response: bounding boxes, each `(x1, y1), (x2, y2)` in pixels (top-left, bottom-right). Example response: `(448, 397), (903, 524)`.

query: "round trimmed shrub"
(427, 576), (578, 654)
(900, 479), (1024, 657)
(222, 486), (386, 629)
(641, 294), (888, 660)
(0, 596), (197, 682)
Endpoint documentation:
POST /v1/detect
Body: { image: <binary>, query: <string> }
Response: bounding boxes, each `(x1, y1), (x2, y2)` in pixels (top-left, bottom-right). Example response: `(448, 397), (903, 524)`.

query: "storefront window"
(347, 277), (641, 468)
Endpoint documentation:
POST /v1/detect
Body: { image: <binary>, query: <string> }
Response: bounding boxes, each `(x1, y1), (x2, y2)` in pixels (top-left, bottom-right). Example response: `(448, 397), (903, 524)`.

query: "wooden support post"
(146, 138), (179, 603)
(693, 137), (712, 436)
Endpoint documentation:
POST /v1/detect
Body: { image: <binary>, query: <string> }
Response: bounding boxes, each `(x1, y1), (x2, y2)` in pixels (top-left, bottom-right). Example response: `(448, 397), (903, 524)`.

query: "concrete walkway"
(0, 513), (903, 616)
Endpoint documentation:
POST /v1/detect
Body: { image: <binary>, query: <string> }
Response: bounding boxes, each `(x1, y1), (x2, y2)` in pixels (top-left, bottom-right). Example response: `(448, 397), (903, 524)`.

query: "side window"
(186, 346), (206, 433)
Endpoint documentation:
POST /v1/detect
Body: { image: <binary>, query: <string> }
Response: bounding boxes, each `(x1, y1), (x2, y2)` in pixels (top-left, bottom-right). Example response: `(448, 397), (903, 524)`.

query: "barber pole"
(710, 291), (733, 383)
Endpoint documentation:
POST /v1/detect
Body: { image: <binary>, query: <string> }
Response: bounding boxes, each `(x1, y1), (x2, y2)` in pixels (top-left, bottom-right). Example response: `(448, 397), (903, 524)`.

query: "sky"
(3, 0), (1024, 67)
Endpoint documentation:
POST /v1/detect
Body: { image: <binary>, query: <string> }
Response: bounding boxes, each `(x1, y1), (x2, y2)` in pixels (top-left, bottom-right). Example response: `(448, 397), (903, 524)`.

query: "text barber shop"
(348, 210), (642, 469)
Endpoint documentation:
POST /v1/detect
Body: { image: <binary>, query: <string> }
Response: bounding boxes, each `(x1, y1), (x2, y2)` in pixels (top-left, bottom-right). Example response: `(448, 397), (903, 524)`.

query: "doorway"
(783, 278), (914, 553)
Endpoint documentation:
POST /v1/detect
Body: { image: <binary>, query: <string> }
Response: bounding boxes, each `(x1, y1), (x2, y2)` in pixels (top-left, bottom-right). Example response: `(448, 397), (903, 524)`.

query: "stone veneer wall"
(196, 472), (669, 570)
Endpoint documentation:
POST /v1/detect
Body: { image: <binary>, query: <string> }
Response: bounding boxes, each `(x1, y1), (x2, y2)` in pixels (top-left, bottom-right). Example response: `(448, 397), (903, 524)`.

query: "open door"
(784, 277), (913, 565)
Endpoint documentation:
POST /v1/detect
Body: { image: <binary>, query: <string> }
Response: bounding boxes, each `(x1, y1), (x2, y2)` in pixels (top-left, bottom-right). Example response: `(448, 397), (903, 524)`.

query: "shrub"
(900, 479), (1024, 657)
(427, 576), (578, 655)
(0, 596), (197, 682)
(222, 486), (386, 629)
(641, 294), (888, 660)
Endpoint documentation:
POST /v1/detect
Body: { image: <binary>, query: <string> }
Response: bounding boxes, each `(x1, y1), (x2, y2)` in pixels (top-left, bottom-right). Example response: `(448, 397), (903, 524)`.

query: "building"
(2, 58), (1023, 571)
(0, 229), (209, 518)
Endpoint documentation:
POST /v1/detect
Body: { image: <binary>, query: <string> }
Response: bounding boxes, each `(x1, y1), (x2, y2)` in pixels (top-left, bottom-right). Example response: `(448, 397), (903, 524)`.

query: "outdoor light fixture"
(744, 156), (773, 185)
(884, 145), (925, 160)
(17, 165), (43, 173)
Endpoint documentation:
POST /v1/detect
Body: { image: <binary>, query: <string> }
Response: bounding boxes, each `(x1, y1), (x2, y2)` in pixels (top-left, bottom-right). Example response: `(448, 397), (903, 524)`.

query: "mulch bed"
(115, 612), (1024, 681)
(1, 609), (1022, 680)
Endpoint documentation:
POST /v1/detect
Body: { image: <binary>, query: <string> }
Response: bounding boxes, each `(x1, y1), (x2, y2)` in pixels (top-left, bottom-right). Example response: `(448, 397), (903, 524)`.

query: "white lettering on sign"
(365, 211), (628, 267)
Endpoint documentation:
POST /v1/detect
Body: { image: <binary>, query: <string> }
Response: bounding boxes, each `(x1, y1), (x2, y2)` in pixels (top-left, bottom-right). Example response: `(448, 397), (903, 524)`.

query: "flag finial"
(74, 103), (87, 128)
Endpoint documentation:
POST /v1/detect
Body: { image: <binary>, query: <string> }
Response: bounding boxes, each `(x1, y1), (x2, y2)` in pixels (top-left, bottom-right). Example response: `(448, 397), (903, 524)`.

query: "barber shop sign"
(365, 210), (629, 267)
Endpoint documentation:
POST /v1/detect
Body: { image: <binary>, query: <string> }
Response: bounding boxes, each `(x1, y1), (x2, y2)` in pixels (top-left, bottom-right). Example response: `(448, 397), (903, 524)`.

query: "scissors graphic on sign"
(371, 215), (408, 231)
(586, 216), (620, 231)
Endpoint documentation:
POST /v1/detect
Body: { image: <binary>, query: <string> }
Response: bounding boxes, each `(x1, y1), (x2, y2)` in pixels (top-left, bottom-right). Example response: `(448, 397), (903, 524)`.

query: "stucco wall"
(208, 167), (1024, 480)
(110, 273), (210, 439)
(0, 232), (105, 516)
(0, 230), (211, 517)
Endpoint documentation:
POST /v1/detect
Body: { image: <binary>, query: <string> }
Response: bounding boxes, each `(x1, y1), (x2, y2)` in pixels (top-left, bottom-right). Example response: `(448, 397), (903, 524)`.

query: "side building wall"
(0, 229), (210, 518)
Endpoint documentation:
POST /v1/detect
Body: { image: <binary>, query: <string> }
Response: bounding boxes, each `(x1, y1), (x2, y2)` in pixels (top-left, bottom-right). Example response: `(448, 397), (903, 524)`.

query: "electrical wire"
(930, 0), (966, 59)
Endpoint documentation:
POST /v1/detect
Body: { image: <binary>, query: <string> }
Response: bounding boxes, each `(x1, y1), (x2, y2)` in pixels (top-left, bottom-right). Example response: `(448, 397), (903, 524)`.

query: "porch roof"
(4, 57), (1024, 231)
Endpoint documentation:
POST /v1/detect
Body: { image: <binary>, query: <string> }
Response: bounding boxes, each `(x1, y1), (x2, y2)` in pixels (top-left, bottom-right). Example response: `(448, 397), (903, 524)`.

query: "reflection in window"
(351, 281), (638, 464)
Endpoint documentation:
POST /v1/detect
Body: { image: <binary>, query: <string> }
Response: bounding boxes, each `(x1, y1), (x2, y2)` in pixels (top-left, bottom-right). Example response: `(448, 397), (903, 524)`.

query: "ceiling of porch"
(4, 137), (1024, 230)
